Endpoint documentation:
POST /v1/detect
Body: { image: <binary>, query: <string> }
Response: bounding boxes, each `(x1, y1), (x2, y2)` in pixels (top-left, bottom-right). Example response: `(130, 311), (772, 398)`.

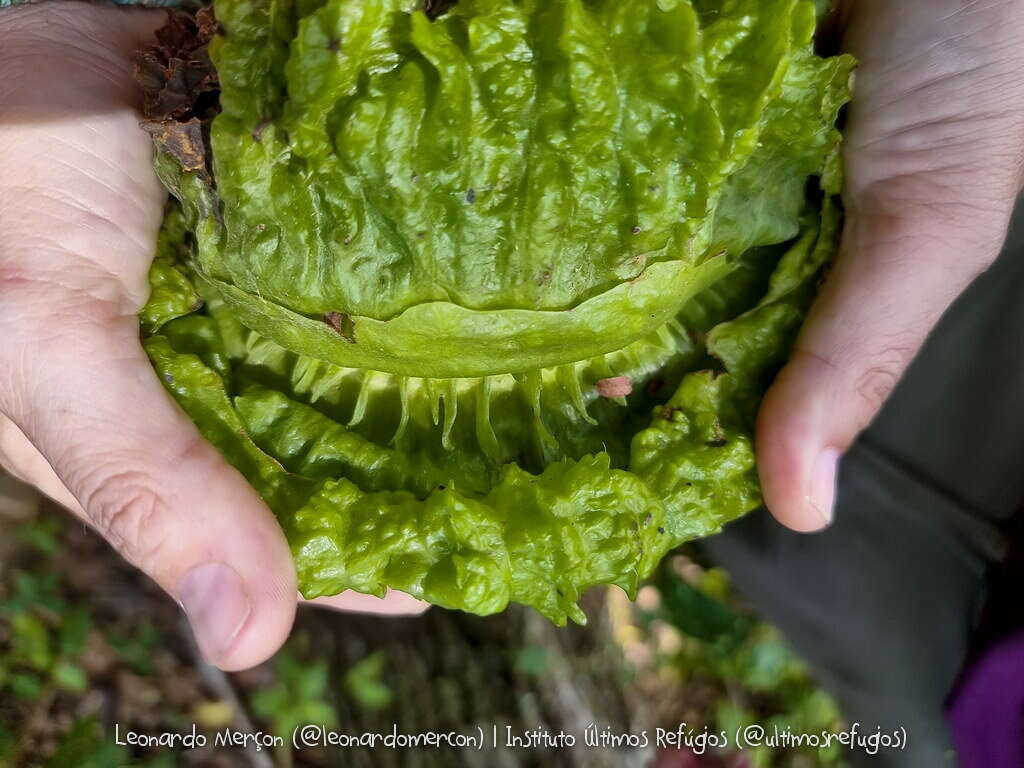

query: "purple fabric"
(947, 630), (1024, 767)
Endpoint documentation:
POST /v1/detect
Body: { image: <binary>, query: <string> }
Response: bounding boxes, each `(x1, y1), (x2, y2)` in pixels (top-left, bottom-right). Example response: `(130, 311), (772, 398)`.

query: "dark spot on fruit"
(163, 372), (174, 384)
(135, 8), (221, 131)
(251, 118), (271, 142)
(324, 311), (356, 343)
(657, 405), (683, 422)
(631, 225), (642, 235)
(465, 187), (476, 204)
(706, 417), (727, 447)
(424, 0), (458, 19)
(437, 484), (446, 490)
(646, 378), (665, 397)
(328, 37), (340, 52)
(658, 527), (665, 534)
(141, 119), (209, 177)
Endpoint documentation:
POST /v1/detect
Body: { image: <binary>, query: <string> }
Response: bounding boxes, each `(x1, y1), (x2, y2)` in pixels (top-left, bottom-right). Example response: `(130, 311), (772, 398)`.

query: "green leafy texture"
(143, 334), (317, 513)
(629, 201), (841, 541)
(141, 0), (853, 622)
(139, 206), (202, 333)
(143, 199), (840, 623)
(288, 455), (670, 622)
(163, 0), (853, 376)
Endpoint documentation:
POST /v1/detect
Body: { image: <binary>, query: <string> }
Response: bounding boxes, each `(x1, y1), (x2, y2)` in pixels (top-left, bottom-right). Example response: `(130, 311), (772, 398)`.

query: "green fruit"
(141, 0), (853, 621)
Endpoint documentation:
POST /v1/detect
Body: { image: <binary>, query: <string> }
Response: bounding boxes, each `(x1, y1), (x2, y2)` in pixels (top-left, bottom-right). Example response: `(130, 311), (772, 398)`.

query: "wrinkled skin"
(1, 0), (1023, 669)
(758, 0), (1024, 530)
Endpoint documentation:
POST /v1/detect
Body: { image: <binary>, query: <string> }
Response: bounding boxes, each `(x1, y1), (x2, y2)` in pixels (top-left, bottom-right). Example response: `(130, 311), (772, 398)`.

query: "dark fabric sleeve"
(704, 196), (1024, 767)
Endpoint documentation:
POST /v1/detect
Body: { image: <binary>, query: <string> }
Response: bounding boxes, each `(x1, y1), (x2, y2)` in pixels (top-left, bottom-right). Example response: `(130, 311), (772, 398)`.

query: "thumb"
(757, 181), (1015, 532)
(1, 304), (297, 670)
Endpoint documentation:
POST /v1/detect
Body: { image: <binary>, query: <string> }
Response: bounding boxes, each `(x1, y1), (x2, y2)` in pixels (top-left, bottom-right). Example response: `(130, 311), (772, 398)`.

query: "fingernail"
(808, 448), (840, 527)
(178, 562), (251, 664)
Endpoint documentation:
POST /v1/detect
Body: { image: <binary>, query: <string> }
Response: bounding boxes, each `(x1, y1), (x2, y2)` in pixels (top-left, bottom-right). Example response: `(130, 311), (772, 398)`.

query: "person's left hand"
(0, 2), (424, 673)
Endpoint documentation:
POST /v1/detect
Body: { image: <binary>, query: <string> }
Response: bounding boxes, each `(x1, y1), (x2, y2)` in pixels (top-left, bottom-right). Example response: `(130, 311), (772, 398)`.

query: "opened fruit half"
(138, 0), (854, 622)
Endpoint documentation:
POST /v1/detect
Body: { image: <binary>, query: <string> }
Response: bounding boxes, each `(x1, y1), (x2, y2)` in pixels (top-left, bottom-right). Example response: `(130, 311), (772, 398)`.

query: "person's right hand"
(756, 0), (1024, 531)
(0, 2), (423, 673)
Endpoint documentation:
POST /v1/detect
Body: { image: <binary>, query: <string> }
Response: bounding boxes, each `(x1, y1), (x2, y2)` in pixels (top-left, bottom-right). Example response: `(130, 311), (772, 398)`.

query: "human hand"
(757, 0), (1024, 531)
(0, 3), (424, 673)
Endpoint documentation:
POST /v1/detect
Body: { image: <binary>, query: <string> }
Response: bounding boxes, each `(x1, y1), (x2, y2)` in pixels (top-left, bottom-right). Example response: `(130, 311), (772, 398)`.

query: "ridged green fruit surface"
(141, 0), (854, 621)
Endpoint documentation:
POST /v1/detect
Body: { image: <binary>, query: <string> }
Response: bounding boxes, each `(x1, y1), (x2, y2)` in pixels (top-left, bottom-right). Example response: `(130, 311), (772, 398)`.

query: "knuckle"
(853, 176), (1011, 273)
(790, 341), (914, 433)
(0, 264), (49, 334)
(172, 430), (215, 469)
(0, 225), (138, 344)
(851, 342), (913, 424)
(84, 471), (168, 569)
(0, 262), (120, 322)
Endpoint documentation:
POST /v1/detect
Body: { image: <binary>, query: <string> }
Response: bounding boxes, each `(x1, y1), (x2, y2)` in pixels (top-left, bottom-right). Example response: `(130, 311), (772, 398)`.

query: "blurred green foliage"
(0, 515), (177, 767)
(639, 555), (847, 767)
(344, 651), (393, 711)
(2, 502), (846, 767)
(0, 527), (90, 702)
(44, 717), (177, 768)
(106, 621), (162, 677)
(46, 718), (130, 768)
(512, 645), (551, 678)
(251, 647), (339, 739)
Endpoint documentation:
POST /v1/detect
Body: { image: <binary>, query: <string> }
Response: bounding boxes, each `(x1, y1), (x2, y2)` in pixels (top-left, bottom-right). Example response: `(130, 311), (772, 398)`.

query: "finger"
(306, 590), (431, 617)
(757, 184), (1014, 532)
(2, 415), (433, 620)
(0, 307), (297, 671)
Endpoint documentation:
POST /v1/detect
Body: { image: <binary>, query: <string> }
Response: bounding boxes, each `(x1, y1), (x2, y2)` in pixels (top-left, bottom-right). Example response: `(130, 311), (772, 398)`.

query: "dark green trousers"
(705, 201), (1024, 767)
